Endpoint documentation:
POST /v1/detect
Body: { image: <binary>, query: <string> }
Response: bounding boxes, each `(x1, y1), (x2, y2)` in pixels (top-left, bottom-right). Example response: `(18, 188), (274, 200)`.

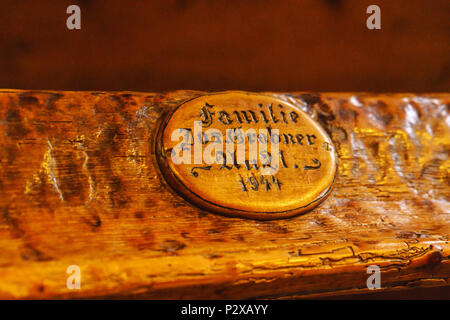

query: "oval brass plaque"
(156, 92), (337, 220)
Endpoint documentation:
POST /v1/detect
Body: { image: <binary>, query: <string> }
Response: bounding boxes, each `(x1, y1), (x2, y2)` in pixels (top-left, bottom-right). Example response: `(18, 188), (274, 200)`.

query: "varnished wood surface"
(0, 89), (448, 299)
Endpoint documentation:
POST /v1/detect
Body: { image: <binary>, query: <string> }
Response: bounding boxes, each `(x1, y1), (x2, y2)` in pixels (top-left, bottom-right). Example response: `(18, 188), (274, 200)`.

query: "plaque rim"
(155, 91), (337, 220)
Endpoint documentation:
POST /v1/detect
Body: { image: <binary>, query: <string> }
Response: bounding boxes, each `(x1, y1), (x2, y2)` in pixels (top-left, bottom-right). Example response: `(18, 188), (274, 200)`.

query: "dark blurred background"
(0, 0), (448, 92)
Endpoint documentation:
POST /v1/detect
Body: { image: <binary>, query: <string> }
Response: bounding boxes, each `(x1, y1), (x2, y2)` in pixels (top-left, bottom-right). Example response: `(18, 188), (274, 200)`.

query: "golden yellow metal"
(156, 92), (337, 219)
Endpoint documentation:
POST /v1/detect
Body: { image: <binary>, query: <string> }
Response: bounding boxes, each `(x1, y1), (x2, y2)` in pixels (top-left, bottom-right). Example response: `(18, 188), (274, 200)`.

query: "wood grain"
(0, 89), (448, 299)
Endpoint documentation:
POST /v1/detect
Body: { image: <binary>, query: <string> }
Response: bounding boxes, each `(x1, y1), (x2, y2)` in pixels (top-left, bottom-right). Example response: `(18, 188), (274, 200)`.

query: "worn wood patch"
(0, 89), (448, 299)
